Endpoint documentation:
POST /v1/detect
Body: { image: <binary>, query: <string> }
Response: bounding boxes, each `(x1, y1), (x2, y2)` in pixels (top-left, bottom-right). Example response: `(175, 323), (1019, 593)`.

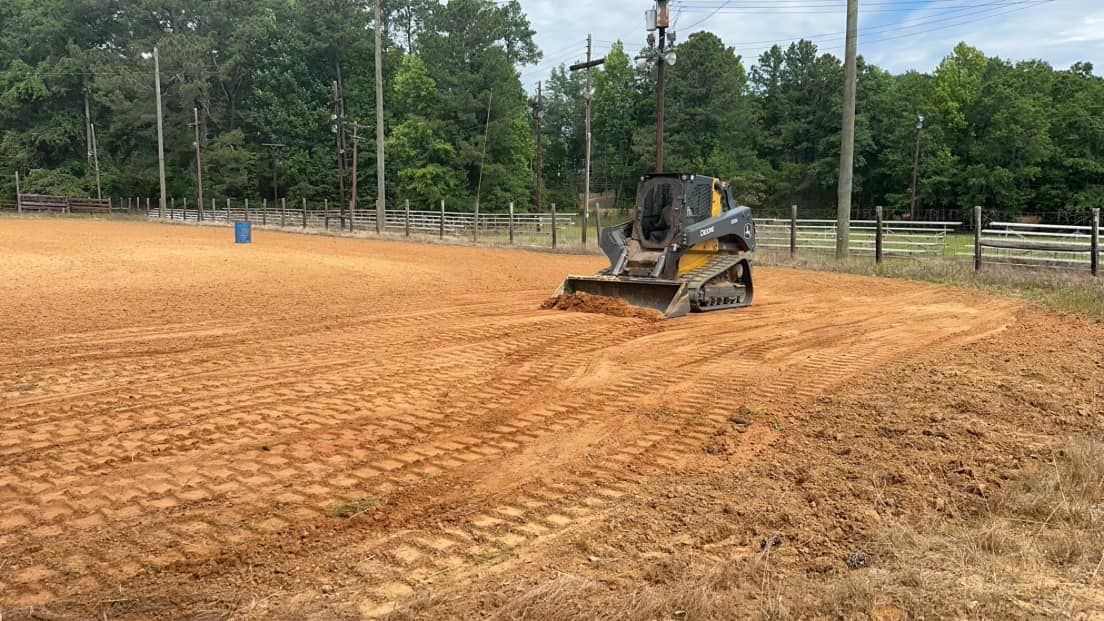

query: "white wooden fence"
(757, 217), (960, 257)
(962, 210), (1100, 275)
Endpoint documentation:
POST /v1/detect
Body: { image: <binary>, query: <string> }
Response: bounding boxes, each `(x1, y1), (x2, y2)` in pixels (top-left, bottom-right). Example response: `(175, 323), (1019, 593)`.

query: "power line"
(710, 0), (1054, 50)
(672, 0), (1038, 14)
(679, 0), (734, 31)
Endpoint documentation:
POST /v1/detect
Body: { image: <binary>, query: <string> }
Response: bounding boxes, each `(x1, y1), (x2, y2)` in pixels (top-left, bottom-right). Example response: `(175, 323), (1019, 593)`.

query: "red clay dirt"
(541, 292), (664, 321)
(0, 219), (1099, 619)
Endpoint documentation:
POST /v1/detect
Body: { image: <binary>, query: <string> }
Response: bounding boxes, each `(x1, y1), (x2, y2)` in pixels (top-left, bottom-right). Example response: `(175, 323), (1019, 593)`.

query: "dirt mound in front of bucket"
(541, 292), (664, 321)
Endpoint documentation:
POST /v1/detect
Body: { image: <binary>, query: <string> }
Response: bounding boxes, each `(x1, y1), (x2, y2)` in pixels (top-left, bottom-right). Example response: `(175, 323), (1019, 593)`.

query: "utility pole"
(262, 143), (284, 205)
(534, 81), (543, 214)
(584, 35), (593, 247)
(83, 78), (93, 174)
(569, 37), (606, 247)
(90, 123), (102, 199)
(474, 90), (494, 242)
(639, 2), (674, 173)
(655, 1), (669, 173)
(910, 114), (925, 221)
(192, 107), (205, 222)
(332, 80), (348, 227)
(154, 47), (167, 219)
(351, 120), (359, 229)
(374, 0), (387, 234)
(836, 0), (858, 260)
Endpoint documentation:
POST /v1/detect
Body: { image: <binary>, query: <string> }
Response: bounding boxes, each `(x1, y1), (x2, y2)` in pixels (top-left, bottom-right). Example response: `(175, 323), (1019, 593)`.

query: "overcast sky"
(515, 0), (1103, 88)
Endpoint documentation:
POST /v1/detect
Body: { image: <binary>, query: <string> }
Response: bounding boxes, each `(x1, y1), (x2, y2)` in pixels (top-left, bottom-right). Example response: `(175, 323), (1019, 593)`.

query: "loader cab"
(636, 175), (684, 250)
(635, 174), (716, 250)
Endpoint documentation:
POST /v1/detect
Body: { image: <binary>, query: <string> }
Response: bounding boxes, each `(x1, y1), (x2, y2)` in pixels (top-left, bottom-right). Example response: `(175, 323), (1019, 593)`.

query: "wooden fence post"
(146, 197), (151, 217)
(324, 199), (330, 230)
(974, 206), (983, 272)
(226, 198), (231, 221)
(551, 203), (558, 249)
(405, 199), (411, 237)
(875, 205), (884, 265)
(789, 204), (797, 258)
(302, 198), (308, 229)
(440, 200), (445, 239)
(1092, 208), (1100, 277)
(281, 198), (287, 227)
(262, 198), (267, 225)
(14, 171), (22, 214)
(508, 201), (515, 244)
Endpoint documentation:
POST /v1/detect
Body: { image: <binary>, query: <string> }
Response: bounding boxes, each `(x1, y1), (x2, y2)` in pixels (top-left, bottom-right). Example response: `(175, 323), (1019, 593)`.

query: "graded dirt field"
(0, 219), (1101, 620)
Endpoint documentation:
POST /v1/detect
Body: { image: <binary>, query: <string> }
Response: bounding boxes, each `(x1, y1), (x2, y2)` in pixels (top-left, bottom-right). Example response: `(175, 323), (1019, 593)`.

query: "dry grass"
(325, 496), (378, 518)
(758, 250), (1104, 318)
(486, 575), (600, 621)
(486, 438), (1104, 620)
(827, 437), (1104, 619)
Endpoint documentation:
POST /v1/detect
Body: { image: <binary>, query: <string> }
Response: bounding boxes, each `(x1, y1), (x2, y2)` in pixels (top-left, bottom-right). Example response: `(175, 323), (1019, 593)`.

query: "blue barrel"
(234, 221), (252, 244)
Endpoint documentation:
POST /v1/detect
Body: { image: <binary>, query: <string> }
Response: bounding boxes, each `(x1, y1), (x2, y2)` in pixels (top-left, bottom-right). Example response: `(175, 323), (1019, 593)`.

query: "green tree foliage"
(0, 0), (1101, 217)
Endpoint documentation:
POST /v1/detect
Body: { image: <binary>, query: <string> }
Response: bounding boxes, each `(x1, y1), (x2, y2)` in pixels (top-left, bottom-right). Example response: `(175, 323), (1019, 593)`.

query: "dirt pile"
(541, 292), (664, 321)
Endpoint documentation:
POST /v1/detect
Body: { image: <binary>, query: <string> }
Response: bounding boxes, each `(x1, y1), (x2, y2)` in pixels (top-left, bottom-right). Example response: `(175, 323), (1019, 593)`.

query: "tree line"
(1, 0), (1102, 218)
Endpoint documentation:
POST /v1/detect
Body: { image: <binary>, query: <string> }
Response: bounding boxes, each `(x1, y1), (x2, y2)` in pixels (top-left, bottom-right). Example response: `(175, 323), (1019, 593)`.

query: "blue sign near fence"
(234, 221), (252, 244)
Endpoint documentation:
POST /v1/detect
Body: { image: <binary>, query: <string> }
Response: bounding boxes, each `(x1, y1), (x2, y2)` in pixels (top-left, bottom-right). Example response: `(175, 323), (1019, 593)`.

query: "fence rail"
(758, 217), (959, 257)
(141, 200), (589, 249)
(6, 195), (1102, 278)
(0, 195), (132, 215)
(960, 208), (1101, 275)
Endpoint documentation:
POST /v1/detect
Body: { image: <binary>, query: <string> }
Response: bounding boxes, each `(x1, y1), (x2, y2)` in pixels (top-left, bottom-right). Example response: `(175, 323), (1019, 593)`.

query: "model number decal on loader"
(699, 226), (715, 238)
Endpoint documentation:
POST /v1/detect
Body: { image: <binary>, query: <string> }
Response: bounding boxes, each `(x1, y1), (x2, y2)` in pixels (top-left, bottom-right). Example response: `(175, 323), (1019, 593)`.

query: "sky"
(515, 0), (1104, 89)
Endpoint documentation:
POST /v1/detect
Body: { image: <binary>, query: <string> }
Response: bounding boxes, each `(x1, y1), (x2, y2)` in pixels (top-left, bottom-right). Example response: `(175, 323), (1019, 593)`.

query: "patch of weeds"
(647, 406), (680, 421)
(471, 544), (517, 566)
(327, 496), (378, 518)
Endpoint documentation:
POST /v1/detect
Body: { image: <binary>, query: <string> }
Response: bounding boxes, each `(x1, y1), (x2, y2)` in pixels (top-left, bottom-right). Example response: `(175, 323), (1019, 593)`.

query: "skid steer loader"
(554, 173), (756, 319)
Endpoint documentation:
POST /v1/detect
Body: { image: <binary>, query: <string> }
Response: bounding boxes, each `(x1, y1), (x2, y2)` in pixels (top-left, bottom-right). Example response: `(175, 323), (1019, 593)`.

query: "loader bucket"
(558, 275), (691, 319)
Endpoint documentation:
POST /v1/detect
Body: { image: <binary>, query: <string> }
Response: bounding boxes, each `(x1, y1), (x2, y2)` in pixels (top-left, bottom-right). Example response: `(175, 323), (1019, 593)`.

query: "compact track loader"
(555, 173), (756, 318)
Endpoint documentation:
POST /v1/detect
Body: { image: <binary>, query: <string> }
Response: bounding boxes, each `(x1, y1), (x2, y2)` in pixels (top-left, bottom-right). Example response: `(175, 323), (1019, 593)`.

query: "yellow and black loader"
(555, 173), (757, 318)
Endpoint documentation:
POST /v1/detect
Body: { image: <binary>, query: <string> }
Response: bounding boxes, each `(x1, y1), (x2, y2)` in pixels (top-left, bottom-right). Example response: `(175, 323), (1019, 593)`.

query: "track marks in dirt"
(0, 222), (1023, 618)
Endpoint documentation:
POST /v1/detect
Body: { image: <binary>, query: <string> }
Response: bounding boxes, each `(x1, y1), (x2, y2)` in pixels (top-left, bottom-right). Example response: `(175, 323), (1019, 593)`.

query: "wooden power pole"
(350, 122), (360, 231)
(910, 114), (924, 220)
(333, 80), (348, 227)
(474, 91), (494, 242)
(193, 107), (205, 221)
(655, 1), (669, 173)
(374, 0), (387, 234)
(569, 37), (605, 247)
(836, 0), (858, 260)
(584, 35), (592, 247)
(154, 47), (167, 219)
(90, 123), (102, 199)
(534, 81), (543, 214)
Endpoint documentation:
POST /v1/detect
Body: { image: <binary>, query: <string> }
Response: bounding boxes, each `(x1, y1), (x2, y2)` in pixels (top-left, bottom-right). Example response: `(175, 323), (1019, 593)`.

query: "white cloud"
(517, 0), (1103, 88)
